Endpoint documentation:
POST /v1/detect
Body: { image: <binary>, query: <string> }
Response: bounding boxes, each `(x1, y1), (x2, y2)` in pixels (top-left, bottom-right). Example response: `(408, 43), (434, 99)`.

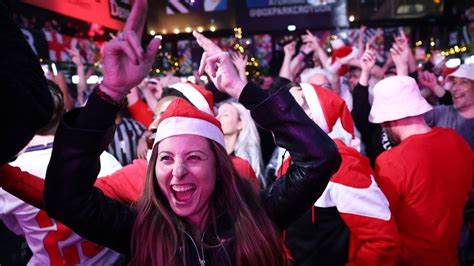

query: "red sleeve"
(94, 159), (147, 205)
(0, 159), (148, 210)
(0, 164), (45, 210)
(128, 100), (154, 128)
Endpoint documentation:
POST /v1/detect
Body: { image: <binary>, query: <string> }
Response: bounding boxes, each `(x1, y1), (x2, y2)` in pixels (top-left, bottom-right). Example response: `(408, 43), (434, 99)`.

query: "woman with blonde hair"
(217, 100), (265, 187)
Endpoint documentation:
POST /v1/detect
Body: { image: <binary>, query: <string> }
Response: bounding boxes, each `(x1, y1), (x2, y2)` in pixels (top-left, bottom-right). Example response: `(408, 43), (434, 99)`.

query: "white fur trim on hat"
(169, 83), (213, 115)
(153, 116), (225, 147)
(331, 38), (344, 50)
(300, 83), (330, 133)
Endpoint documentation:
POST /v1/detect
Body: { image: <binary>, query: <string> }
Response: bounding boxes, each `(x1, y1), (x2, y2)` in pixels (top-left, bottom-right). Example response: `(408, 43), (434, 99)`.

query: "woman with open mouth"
(43, 1), (341, 265)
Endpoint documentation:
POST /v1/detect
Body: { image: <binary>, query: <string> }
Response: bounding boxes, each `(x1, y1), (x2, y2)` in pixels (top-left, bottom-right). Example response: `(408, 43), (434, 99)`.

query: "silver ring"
(117, 33), (124, 41)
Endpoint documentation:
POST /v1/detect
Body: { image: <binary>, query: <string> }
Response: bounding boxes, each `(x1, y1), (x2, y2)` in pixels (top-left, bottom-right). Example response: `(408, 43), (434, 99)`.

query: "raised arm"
(279, 41), (296, 81)
(44, 0), (161, 255)
(391, 30), (410, 76)
(194, 31), (341, 230)
(67, 47), (88, 107)
(230, 52), (248, 83)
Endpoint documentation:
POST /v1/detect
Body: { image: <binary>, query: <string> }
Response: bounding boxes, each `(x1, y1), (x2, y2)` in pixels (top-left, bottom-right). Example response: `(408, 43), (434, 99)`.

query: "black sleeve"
(240, 82), (341, 229)
(238, 82), (269, 109)
(409, 71), (419, 84)
(44, 94), (135, 256)
(438, 90), (453, 106)
(351, 83), (373, 137)
(0, 2), (53, 164)
(351, 83), (387, 166)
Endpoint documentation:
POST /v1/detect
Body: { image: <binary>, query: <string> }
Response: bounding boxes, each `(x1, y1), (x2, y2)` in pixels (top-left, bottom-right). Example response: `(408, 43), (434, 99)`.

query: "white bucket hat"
(369, 76), (433, 123)
(446, 63), (474, 83)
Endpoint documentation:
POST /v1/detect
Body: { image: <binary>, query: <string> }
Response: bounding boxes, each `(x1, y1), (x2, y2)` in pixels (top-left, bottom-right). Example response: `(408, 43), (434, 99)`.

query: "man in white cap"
(424, 63), (474, 149)
(370, 75), (472, 265)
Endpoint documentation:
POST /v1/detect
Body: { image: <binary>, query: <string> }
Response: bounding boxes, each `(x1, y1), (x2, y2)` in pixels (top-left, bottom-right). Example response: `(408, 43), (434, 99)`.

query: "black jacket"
(44, 82), (341, 264)
(0, 1), (53, 165)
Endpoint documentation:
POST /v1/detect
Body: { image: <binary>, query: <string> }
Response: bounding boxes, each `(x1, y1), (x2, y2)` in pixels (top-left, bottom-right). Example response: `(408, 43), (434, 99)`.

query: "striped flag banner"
(167, 0), (194, 14)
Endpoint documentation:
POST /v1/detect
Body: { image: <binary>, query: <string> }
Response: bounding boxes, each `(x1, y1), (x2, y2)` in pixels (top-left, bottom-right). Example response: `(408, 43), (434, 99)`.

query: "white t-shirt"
(0, 146), (122, 265)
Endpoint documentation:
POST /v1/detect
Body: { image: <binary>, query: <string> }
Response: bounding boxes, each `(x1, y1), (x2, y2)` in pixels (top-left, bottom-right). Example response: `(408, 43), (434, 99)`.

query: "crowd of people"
(1, 0), (473, 265)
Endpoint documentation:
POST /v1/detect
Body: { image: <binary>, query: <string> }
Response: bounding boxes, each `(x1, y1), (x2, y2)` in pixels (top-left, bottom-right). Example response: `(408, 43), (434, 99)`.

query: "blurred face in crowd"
(261, 76), (274, 90)
(450, 77), (474, 113)
(216, 103), (242, 136)
(289, 86), (312, 119)
(307, 74), (332, 90)
(348, 68), (362, 91)
(149, 96), (179, 132)
(147, 78), (163, 99)
(155, 135), (217, 227)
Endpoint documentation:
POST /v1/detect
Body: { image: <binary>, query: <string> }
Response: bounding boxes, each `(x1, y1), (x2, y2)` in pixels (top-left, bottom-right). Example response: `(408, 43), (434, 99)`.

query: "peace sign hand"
(193, 31), (246, 99)
(100, 0), (161, 102)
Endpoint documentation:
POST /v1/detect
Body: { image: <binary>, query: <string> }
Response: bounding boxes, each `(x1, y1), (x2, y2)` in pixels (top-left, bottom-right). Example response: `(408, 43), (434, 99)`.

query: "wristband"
(93, 84), (125, 106)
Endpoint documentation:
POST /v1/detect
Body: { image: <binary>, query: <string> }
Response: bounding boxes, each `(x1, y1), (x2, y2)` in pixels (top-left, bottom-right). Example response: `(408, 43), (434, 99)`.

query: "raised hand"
(360, 43), (376, 72)
(359, 43), (376, 86)
(193, 30), (223, 56)
(390, 30), (410, 75)
(100, 0), (161, 102)
(193, 31), (245, 99)
(299, 42), (314, 55)
(230, 52), (248, 72)
(283, 41), (296, 58)
(66, 47), (83, 67)
(230, 52), (248, 82)
(301, 30), (320, 49)
(418, 70), (438, 90)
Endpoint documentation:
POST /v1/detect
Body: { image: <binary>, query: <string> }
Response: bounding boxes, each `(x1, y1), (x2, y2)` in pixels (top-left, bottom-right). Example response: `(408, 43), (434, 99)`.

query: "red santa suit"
(282, 84), (399, 265)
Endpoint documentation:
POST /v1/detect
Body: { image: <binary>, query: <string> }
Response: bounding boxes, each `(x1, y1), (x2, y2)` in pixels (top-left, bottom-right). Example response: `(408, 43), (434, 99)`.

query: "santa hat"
(153, 98), (224, 147)
(300, 83), (355, 139)
(326, 38), (359, 76)
(277, 84), (356, 177)
(441, 66), (460, 79)
(168, 82), (215, 115)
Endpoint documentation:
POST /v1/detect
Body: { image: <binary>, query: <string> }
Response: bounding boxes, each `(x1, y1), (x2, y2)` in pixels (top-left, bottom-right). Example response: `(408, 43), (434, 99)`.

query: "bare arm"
(66, 48), (88, 106)
(302, 30), (330, 69)
(279, 41), (296, 81)
(390, 30), (410, 76)
(230, 52), (248, 83)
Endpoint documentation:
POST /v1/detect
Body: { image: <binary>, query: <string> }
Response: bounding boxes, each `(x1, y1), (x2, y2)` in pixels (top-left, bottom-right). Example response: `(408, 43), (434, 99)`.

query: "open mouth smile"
(171, 184), (197, 203)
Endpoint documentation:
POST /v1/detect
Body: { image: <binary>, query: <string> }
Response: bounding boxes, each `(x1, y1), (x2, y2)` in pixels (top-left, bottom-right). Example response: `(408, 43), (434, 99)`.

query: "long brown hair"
(130, 139), (285, 265)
